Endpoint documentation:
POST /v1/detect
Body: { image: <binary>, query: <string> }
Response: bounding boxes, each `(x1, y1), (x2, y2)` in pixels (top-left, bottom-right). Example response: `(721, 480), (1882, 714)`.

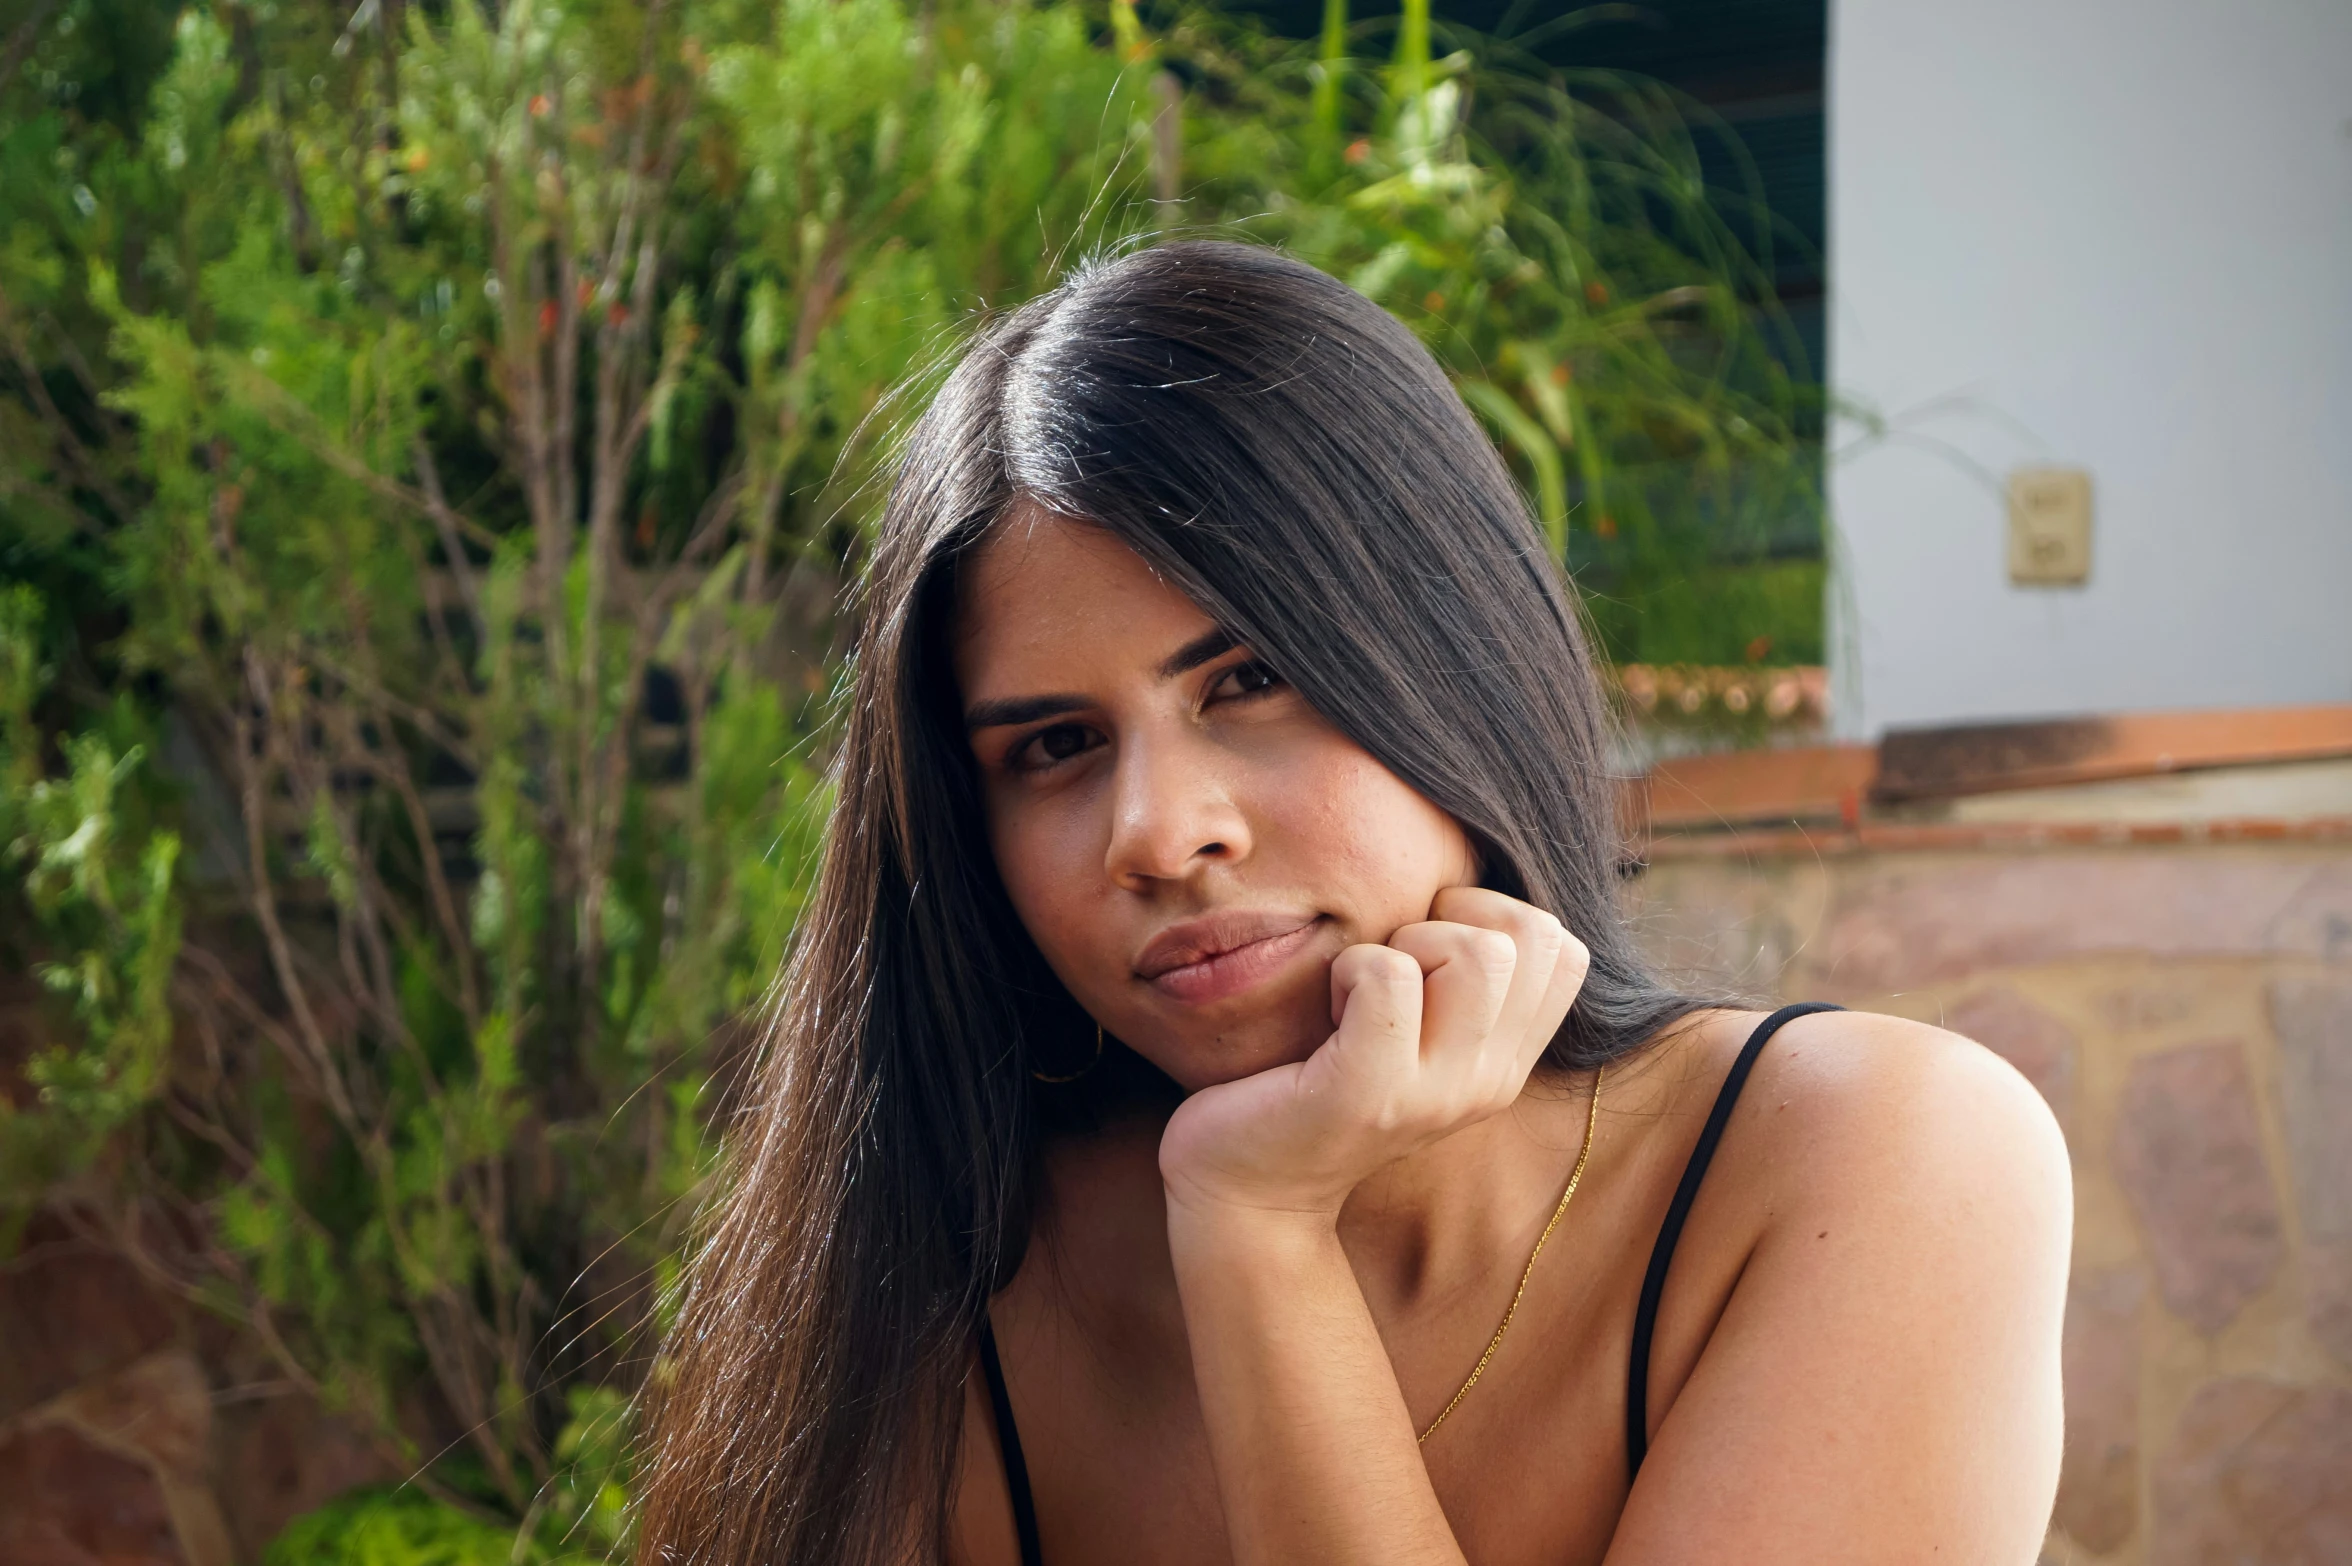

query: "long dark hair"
(634, 240), (1701, 1563)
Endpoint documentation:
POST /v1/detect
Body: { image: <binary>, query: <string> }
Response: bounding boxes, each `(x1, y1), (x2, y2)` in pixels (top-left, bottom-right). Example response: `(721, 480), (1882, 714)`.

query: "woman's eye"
(1011, 723), (1096, 770)
(1219, 660), (1285, 698)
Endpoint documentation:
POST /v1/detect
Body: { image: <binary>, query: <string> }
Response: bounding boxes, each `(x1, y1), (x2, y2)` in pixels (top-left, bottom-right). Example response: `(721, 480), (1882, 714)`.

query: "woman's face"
(952, 506), (1479, 1092)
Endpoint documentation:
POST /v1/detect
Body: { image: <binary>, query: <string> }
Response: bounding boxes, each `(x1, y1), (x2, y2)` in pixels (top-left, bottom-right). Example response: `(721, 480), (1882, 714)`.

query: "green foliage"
(0, 586), (183, 1217)
(0, 0), (1821, 1551)
(263, 1487), (517, 1566)
(1176, 0), (1824, 664)
(262, 1386), (632, 1562)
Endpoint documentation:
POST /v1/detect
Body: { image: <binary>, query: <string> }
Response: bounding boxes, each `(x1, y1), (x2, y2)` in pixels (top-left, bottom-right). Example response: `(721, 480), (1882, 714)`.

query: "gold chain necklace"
(1416, 1064), (1605, 1444)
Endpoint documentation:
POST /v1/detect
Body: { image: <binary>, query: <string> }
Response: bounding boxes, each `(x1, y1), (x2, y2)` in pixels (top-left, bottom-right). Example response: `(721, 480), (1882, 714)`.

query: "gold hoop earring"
(1032, 1022), (1105, 1085)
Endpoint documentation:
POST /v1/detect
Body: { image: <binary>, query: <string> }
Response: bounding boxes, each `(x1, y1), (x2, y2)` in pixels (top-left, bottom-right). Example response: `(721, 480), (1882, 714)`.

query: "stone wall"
(0, 1216), (390, 1565)
(1630, 839), (2352, 1564)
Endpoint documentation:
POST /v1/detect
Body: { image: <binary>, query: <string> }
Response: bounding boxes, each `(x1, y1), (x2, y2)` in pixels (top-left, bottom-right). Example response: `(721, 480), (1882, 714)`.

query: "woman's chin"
(1148, 1025), (1324, 1094)
(1113, 964), (1336, 1093)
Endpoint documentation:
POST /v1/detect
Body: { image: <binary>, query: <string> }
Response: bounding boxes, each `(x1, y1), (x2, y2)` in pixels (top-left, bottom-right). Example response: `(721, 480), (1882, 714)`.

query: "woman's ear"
(1462, 827), (1497, 893)
(1465, 829), (1537, 903)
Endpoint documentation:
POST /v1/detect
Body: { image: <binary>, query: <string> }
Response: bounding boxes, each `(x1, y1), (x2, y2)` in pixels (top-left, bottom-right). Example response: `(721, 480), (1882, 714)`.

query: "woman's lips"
(1140, 914), (1326, 1006)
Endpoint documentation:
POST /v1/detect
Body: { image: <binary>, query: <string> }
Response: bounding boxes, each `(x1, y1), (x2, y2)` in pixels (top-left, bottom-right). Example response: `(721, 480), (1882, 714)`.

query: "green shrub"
(264, 1489), (516, 1566)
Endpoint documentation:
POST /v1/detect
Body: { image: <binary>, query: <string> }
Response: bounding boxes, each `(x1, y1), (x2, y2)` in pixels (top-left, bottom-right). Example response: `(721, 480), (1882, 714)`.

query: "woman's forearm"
(1165, 1197), (1468, 1566)
(1153, 897), (1585, 1561)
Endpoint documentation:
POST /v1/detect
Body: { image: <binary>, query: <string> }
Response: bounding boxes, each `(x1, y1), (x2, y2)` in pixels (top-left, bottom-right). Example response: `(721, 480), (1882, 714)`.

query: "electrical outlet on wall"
(2007, 467), (2093, 586)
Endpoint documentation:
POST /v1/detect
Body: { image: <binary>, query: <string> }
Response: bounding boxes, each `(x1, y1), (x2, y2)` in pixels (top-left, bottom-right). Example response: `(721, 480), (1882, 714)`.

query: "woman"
(635, 241), (2071, 1565)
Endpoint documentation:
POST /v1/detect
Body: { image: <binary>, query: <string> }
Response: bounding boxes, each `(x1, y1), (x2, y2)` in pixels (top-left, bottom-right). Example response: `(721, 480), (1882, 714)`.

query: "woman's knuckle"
(1431, 885), (1483, 920)
(1466, 928), (1516, 975)
(1344, 945), (1417, 992)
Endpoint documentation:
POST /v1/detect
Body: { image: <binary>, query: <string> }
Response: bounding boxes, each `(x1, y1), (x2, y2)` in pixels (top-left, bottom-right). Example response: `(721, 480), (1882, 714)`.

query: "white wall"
(1828, 0), (2352, 737)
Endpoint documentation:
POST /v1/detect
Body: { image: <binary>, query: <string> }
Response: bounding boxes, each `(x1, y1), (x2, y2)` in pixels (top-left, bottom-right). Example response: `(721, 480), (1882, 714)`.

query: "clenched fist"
(1157, 886), (1590, 1220)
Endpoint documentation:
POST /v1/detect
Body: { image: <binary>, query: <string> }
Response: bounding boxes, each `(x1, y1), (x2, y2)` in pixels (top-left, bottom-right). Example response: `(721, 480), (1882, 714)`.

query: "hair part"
(634, 240), (1702, 1564)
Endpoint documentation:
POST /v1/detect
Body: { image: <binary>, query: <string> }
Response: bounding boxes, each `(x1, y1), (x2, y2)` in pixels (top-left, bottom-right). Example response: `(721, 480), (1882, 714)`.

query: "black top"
(976, 1002), (1842, 1565)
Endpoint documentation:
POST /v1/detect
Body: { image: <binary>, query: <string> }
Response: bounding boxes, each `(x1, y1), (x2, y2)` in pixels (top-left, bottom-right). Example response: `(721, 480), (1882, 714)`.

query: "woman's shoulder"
(1680, 1002), (2073, 1252)
(1758, 1004), (2066, 1172)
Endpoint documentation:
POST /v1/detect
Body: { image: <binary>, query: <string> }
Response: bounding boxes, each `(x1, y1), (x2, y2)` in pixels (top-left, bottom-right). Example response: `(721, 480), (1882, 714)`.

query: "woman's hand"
(1155, 886), (1589, 1565)
(1158, 885), (1589, 1222)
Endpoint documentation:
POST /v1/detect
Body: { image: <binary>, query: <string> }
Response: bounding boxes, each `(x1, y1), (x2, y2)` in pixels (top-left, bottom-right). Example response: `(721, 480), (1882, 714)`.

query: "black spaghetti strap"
(978, 1317), (1045, 1566)
(1625, 1003), (1843, 1481)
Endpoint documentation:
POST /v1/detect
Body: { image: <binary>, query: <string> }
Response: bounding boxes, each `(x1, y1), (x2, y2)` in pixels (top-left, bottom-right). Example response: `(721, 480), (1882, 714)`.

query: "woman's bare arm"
(1607, 1012), (2072, 1565)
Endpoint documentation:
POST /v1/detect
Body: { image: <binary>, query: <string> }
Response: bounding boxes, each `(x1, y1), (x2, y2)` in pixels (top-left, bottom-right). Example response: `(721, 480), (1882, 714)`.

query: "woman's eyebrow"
(965, 693), (1088, 733)
(965, 629), (1241, 732)
(1155, 626), (1238, 680)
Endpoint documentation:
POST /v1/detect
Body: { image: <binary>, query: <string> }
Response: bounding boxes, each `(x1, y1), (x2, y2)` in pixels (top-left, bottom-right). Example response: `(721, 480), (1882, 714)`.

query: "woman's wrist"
(1164, 1199), (1351, 1341)
(1163, 1176), (1357, 1317)
(1162, 1174), (1347, 1249)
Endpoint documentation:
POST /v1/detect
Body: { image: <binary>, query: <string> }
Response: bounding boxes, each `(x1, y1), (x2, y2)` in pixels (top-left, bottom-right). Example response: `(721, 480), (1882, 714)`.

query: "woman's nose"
(1103, 732), (1251, 890)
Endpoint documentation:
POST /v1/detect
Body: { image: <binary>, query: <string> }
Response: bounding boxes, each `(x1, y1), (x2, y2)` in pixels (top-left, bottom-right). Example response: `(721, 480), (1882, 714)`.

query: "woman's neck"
(1026, 1066), (1618, 1344)
(1334, 1068), (1603, 1326)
